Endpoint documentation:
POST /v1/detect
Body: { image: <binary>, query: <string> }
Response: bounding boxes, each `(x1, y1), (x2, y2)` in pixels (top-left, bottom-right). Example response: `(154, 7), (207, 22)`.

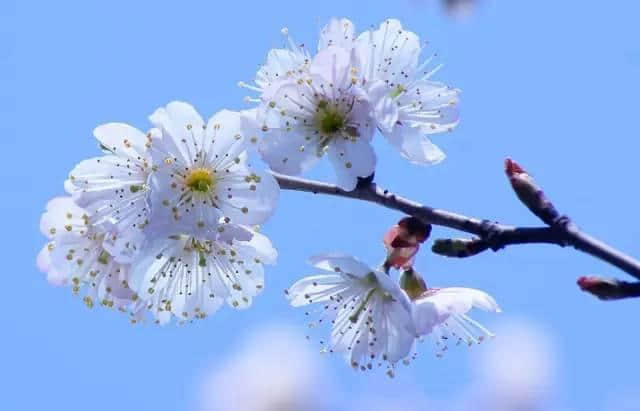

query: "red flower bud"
(577, 276), (640, 300)
(383, 217), (431, 269)
(505, 158), (559, 226)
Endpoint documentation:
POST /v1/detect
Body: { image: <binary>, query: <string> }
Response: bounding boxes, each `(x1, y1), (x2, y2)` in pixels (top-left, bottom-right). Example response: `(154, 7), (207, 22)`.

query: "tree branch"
(273, 172), (640, 281)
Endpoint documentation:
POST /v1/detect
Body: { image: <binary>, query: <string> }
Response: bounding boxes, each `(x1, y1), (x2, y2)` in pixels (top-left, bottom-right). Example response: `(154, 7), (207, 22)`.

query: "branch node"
(356, 173), (375, 189)
(479, 219), (505, 252)
(550, 214), (572, 247)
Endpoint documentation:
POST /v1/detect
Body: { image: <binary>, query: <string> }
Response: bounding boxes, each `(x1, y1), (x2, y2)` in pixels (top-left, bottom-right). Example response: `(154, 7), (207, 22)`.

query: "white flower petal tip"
(287, 254), (416, 372)
(148, 103), (279, 237)
(318, 17), (356, 51)
(128, 226), (275, 324)
(411, 287), (501, 355)
(37, 196), (138, 311)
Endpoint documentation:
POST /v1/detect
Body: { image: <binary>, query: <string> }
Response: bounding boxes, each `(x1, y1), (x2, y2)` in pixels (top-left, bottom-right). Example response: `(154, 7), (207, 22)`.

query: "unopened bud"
(383, 217), (432, 269)
(399, 268), (428, 300)
(431, 238), (490, 258)
(577, 276), (640, 300)
(505, 158), (559, 226)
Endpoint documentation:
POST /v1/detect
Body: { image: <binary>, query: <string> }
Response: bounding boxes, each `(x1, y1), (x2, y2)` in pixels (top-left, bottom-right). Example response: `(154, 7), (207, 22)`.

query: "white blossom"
(412, 286), (500, 357)
(354, 19), (460, 165)
(286, 254), (416, 375)
(239, 19), (377, 191)
(148, 101), (279, 236)
(37, 197), (136, 310)
(256, 46), (377, 191)
(199, 325), (327, 411)
(65, 123), (156, 262)
(128, 225), (277, 324)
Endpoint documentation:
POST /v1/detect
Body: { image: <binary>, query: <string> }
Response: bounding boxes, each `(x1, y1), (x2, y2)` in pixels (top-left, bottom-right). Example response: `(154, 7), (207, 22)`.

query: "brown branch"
(272, 172), (640, 282)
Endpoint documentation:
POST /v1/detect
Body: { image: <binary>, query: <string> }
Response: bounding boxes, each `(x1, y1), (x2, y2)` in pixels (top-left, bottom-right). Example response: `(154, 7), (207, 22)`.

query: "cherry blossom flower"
(65, 123), (156, 262)
(37, 197), (136, 310)
(128, 225), (277, 324)
(354, 19), (460, 165)
(400, 269), (501, 358)
(255, 46), (377, 191)
(147, 102), (279, 236)
(286, 254), (416, 375)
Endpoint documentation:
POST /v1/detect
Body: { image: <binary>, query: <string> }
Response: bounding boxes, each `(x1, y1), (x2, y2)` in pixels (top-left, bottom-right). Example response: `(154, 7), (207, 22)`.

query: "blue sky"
(6, 1), (640, 410)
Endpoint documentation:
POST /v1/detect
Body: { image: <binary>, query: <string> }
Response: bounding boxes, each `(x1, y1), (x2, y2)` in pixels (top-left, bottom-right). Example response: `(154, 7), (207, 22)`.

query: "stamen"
(185, 168), (215, 193)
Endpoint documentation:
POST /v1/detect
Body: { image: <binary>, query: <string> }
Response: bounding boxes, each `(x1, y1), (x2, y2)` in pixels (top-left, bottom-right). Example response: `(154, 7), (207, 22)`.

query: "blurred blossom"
(443, 0), (478, 18)
(199, 325), (327, 411)
(408, 0), (479, 19)
(469, 320), (557, 411)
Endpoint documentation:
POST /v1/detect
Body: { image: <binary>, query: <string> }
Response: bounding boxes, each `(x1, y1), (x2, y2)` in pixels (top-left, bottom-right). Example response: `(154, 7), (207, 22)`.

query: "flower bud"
(431, 238), (490, 258)
(383, 217), (432, 269)
(399, 268), (428, 300)
(505, 158), (559, 226)
(577, 276), (640, 300)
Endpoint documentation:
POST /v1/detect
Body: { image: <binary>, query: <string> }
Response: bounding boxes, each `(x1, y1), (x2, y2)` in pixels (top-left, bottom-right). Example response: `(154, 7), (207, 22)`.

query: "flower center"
(316, 100), (345, 135)
(389, 84), (406, 99)
(185, 168), (215, 193)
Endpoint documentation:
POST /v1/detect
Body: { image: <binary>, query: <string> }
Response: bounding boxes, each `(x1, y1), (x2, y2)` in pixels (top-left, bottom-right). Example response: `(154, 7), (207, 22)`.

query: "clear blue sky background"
(5, 1), (640, 410)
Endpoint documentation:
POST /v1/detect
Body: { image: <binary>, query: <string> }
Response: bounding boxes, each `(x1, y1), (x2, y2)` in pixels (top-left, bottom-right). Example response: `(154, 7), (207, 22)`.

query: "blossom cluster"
(286, 219), (500, 376)
(241, 18), (460, 190)
(38, 104), (279, 324)
(37, 17), (498, 373)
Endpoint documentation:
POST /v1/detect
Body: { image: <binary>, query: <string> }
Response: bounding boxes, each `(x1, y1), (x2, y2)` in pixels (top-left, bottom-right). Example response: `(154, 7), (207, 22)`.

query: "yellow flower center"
(185, 168), (215, 193)
(316, 100), (345, 135)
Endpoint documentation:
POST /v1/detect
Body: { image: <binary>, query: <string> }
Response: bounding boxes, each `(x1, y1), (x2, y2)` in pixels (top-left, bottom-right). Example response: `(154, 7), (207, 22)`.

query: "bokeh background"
(5, 1), (640, 410)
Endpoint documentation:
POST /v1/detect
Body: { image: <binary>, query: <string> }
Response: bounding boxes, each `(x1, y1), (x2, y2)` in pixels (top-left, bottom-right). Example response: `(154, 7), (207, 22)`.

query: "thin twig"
(273, 172), (640, 281)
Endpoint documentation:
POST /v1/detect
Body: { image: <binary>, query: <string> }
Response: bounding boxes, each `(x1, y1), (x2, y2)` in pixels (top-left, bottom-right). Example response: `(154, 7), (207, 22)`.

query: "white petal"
(39, 197), (87, 240)
(382, 299), (417, 362)
(93, 123), (150, 161)
(286, 274), (347, 307)
(216, 169), (279, 226)
(413, 287), (500, 337)
(307, 253), (373, 277)
(255, 48), (309, 99)
(398, 80), (460, 133)
(235, 228), (278, 265)
(428, 287), (501, 314)
(257, 81), (323, 175)
(355, 19), (421, 86)
(318, 18), (356, 51)
(37, 244), (52, 273)
(328, 137), (376, 191)
(101, 228), (146, 264)
(310, 46), (353, 89)
(258, 128), (322, 175)
(65, 155), (149, 233)
(366, 80), (401, 133)
(204, 110), (252, 165)
(384, 125), (446, 166)
(149, 101), (206, 166)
